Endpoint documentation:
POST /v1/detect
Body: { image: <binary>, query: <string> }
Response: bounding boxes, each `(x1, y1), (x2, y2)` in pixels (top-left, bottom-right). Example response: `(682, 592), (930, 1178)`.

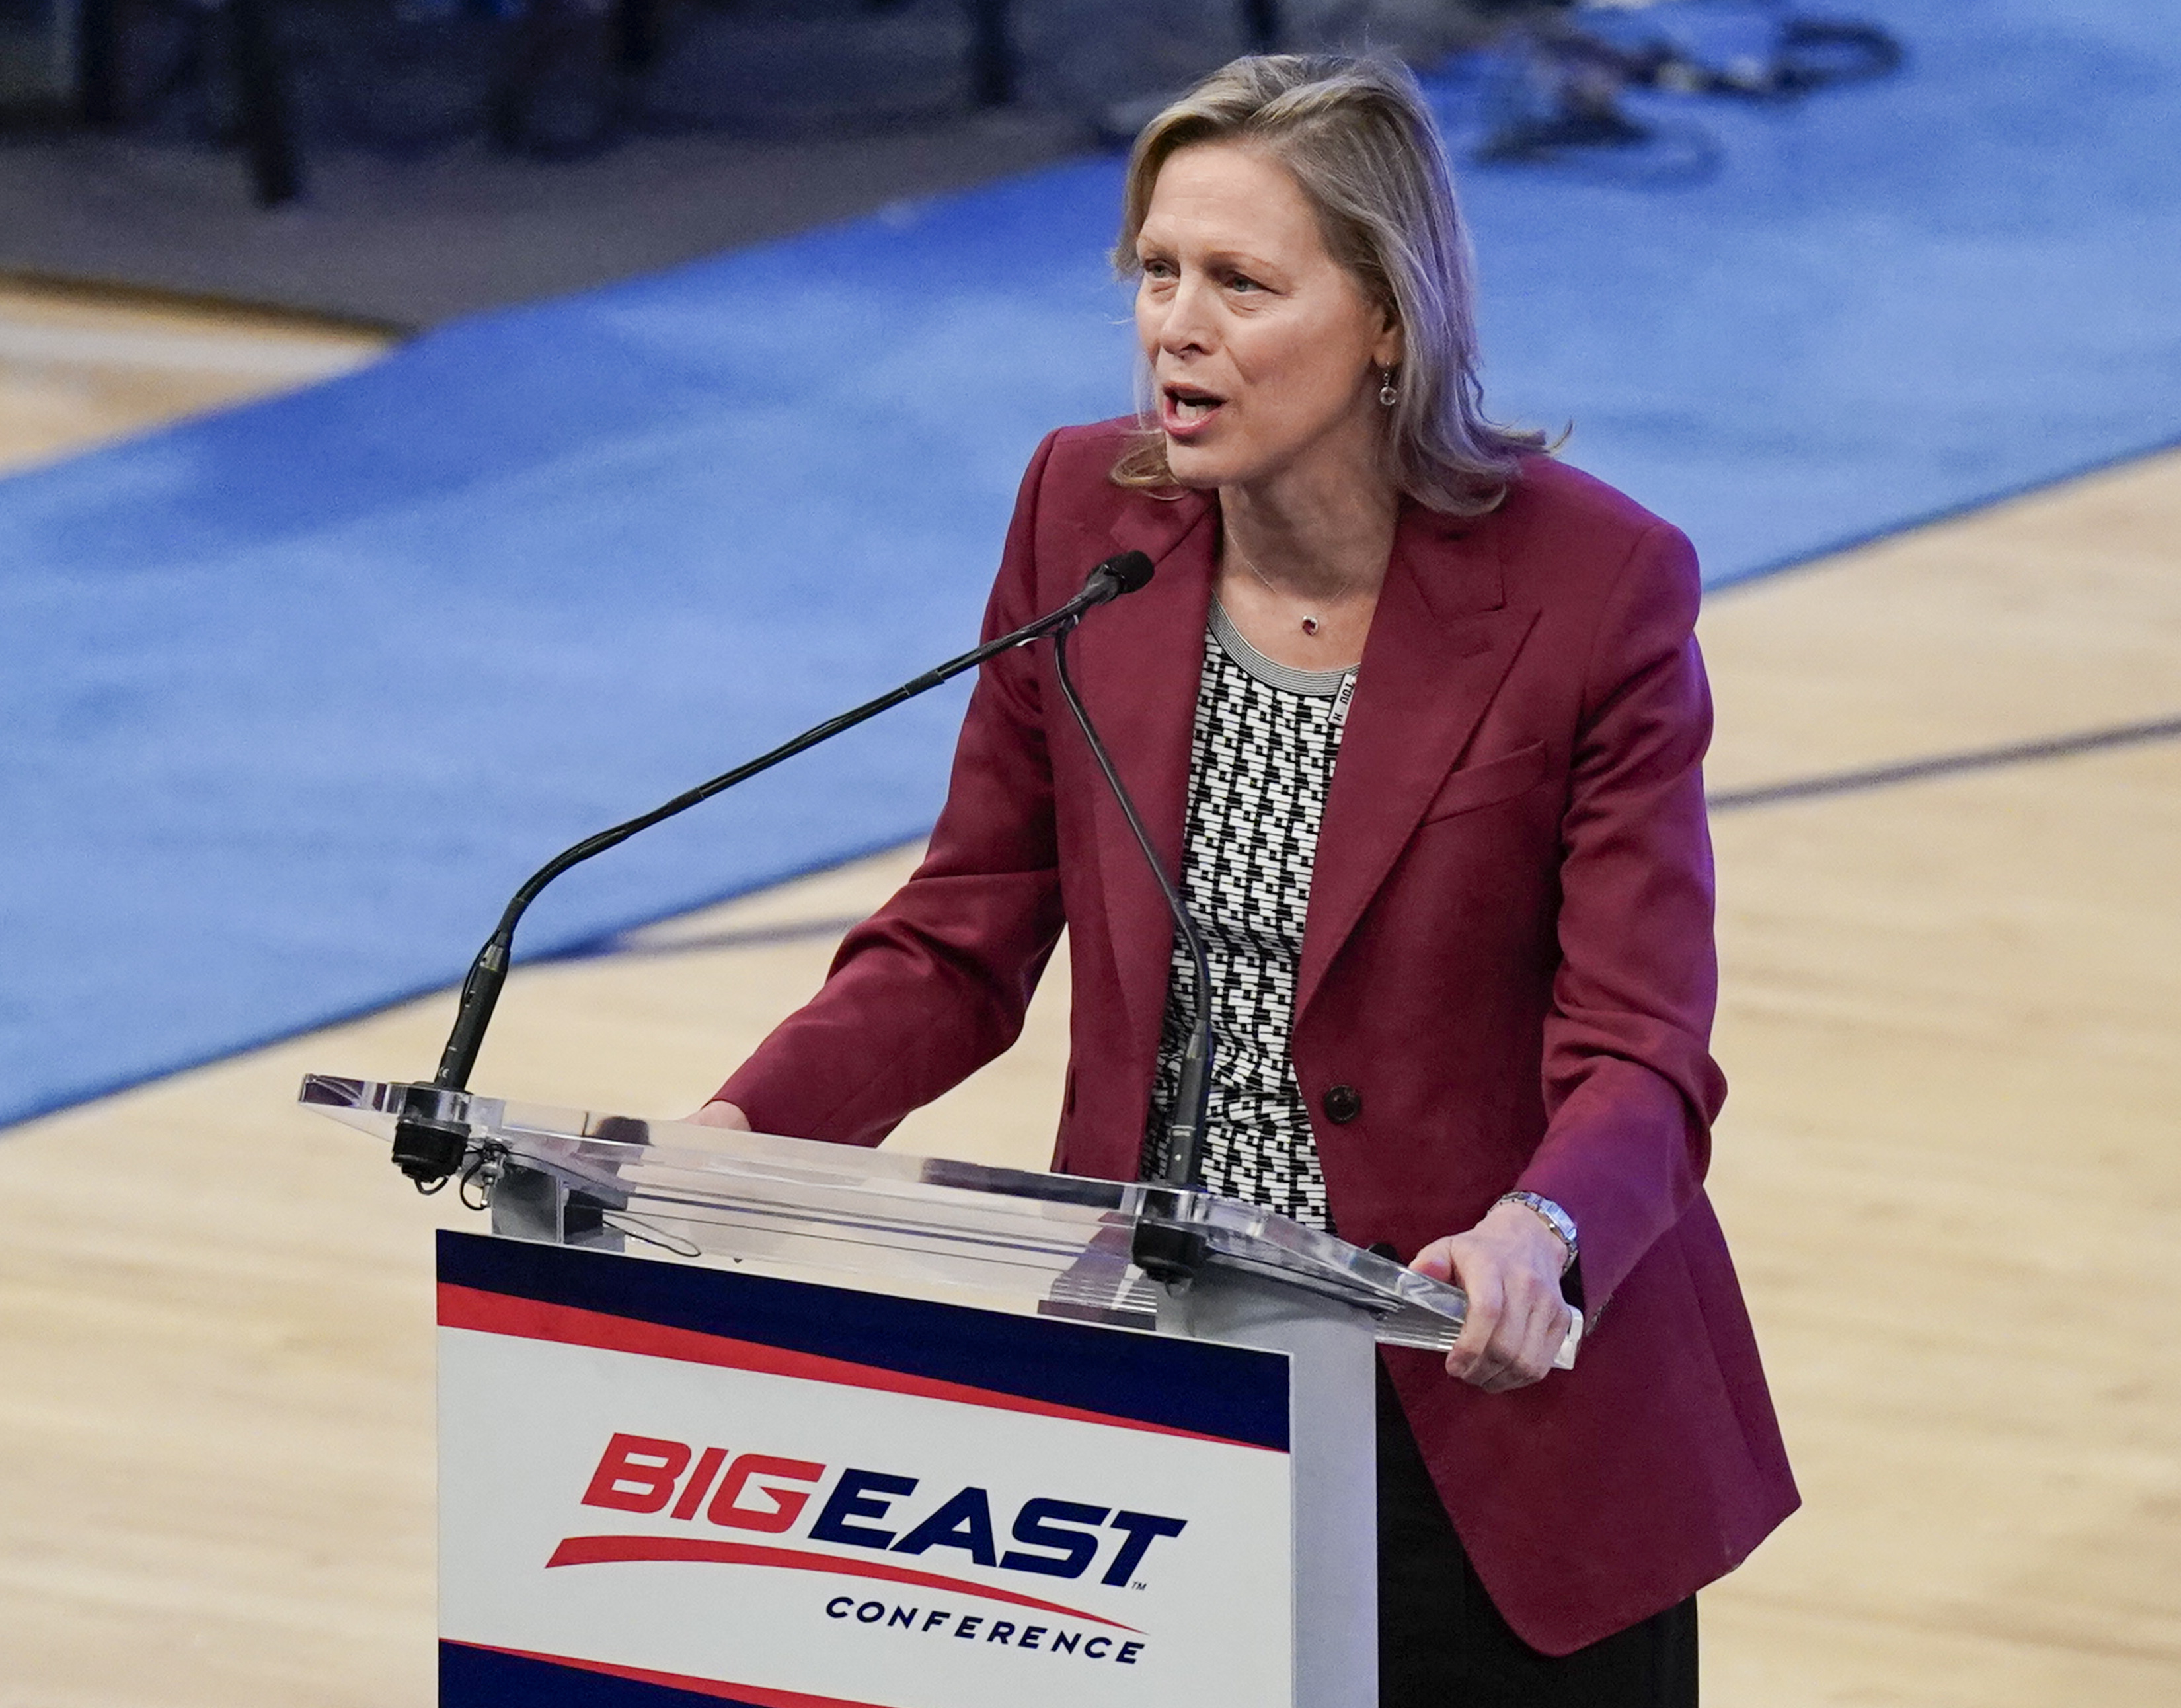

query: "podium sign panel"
(437, 1231), (1295, 1707)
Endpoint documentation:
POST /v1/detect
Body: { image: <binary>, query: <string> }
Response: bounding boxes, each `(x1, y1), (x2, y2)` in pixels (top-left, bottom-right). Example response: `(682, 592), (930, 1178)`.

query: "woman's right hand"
(687, 1100), (753, 1130)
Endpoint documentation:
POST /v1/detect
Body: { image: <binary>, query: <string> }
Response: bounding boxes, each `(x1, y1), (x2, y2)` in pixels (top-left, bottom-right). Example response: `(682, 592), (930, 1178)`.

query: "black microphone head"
(1103, 550), (1155, 595)
(1067, 550), (1157, 619)
(1080, 551), (1155, 609)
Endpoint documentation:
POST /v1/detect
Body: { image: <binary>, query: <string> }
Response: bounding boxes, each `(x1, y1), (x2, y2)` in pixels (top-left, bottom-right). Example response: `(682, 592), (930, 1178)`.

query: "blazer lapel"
(1061, 491), (1219, 1061)
(1295, 502), (1539, 1021)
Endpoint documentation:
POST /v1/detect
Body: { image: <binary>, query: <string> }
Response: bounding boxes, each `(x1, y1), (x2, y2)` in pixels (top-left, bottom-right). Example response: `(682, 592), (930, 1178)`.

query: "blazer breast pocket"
(1418, 740), (1552, 824)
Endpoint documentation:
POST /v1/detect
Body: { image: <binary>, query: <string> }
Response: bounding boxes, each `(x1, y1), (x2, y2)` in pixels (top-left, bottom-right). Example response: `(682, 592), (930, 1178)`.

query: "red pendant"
(1302, 617), (1320, 636)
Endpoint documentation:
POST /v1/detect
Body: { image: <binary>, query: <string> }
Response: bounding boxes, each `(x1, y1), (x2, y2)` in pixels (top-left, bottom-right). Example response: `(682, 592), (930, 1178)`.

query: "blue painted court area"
(3, 0), (2177, 1127)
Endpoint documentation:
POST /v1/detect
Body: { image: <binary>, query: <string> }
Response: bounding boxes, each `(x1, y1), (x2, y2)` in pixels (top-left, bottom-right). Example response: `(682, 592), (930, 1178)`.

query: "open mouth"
(1161, 384), (1227, 434)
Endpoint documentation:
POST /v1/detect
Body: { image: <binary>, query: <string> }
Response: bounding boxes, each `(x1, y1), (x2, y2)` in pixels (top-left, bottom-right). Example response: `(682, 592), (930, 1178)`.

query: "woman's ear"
(1373, 311), (1404, 373)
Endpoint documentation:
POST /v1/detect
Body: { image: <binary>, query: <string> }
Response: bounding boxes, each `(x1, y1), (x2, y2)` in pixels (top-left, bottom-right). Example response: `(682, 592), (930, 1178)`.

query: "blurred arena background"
(1, 1), (2176, 1702)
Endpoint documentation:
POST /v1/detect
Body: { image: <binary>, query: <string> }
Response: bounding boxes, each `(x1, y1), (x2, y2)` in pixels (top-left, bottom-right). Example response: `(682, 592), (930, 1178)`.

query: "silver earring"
(1378, 369), (1398, 407)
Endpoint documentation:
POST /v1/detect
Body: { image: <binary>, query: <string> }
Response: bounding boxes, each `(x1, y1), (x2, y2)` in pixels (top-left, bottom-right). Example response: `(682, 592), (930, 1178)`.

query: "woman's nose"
(1156, 274), (1217, 356)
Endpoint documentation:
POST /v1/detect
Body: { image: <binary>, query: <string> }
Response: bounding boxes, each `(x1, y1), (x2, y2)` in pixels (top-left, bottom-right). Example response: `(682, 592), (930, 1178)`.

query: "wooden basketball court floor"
(1, 278), (2175, 1705)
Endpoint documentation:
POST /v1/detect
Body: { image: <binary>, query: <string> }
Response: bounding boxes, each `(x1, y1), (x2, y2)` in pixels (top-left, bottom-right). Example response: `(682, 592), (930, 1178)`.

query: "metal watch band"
(1496, 1190), (1578, 1273)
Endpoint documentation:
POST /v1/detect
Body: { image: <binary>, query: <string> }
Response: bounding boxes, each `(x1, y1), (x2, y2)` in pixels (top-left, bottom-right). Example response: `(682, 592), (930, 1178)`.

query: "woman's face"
(1133, 141), (1401, 496)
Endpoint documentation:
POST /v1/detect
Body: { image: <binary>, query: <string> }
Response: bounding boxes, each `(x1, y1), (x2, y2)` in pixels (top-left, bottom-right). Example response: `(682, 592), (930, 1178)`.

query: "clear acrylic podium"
(303, 1073), (1576, 1708)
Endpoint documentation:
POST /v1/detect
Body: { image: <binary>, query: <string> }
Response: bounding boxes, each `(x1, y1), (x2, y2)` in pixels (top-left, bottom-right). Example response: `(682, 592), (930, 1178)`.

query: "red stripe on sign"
(545, 1534), (1143, 1633)
(447, 1641), (890, 1707)
(437, 1283), (1266, 1450)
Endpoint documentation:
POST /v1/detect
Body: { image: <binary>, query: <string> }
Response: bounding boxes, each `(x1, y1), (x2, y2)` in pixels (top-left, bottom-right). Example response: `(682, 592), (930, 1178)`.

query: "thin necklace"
(1228, 537), (1328, 636)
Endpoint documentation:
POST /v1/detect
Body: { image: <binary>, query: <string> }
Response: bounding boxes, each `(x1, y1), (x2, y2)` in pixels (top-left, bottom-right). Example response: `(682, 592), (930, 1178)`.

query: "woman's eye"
(1140, 258), (1176, 281)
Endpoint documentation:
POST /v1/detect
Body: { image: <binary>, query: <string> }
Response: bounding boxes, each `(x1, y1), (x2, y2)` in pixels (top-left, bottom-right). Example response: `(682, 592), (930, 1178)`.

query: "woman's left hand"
(1411, 1204), (1573, 1393)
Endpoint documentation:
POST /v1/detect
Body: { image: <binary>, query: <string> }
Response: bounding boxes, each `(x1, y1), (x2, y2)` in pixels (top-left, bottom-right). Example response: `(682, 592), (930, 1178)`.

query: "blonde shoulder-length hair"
(1111, 54), (1544, 516)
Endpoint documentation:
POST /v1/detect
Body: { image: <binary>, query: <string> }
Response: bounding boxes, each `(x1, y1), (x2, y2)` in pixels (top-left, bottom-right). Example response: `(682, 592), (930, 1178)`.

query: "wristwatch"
(1496, 1190), (1578, 1274)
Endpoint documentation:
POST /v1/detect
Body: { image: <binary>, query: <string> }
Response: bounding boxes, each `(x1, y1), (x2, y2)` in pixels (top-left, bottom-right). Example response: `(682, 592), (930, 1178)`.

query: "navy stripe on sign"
(441, 1642), (771, 1707)
(439, 1229), (1289, 1450)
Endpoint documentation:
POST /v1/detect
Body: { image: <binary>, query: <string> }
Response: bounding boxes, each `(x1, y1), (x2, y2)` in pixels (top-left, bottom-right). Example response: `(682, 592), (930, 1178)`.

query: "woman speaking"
(695, 53), (1796, 1707)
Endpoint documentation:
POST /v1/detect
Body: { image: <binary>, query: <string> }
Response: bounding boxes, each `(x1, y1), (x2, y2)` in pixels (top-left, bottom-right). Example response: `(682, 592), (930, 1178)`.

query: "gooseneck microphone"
(392, 549), (1155, 1187)
(1049, 626), (1215, 1196)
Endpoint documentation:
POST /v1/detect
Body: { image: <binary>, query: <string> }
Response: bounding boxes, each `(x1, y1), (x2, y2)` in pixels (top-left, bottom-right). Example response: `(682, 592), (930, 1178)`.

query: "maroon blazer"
(720, 418), (1798, 1655)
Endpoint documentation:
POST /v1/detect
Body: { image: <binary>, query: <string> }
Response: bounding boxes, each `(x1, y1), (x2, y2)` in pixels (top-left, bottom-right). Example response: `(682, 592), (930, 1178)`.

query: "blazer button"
(1321, 1084), (1363, 1124)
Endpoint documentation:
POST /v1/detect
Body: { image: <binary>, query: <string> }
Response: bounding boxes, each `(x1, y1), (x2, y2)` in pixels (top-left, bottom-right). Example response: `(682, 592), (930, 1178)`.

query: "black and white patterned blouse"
(1141, 600), (1356, 1231)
